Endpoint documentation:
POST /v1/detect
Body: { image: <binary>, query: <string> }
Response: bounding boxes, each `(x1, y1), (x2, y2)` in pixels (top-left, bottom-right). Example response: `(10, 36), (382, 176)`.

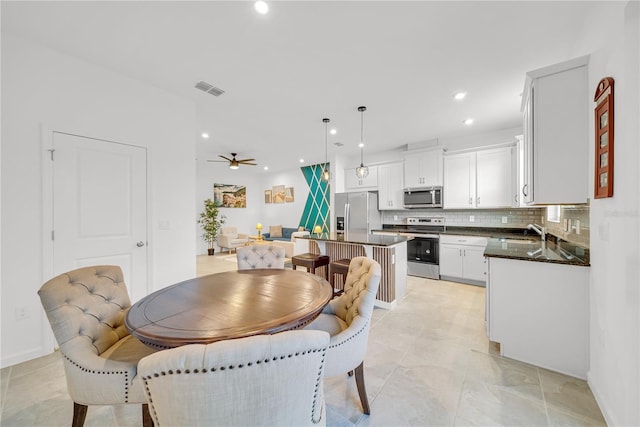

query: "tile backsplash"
(381, 206), (590, 248)
(543, 205), (590, 248)
(381, 208), (544, 229)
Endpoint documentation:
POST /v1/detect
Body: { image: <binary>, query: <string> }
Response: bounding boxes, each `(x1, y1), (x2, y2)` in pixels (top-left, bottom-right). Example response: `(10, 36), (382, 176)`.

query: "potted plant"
(198, 198), (226, 255)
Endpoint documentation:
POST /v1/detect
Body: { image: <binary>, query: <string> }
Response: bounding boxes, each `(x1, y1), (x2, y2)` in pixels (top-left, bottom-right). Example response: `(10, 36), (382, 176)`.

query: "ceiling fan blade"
(240, 162), (257, 166)
(206, 159), (227, 163)
(237, 158), (256, 163)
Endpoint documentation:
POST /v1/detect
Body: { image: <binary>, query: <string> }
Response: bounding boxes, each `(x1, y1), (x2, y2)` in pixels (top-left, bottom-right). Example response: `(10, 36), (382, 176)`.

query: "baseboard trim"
(587, 371), (616, 427)
(1, 346), (47, 369)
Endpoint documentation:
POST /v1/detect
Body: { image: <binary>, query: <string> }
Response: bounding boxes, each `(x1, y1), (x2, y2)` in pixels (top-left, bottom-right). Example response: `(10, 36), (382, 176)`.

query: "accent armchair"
(217, 226), (249, 253)
(305, 256), (382, 414)
(138, 330), (330, 426)
(37, 265), (157, 427)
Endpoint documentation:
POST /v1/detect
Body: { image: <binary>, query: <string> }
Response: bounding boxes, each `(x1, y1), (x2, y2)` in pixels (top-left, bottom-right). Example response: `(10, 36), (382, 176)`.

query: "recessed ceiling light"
(263, 166), (269, 171)
(299, 158), (304, 163)
(463, 118), (474, 125)
(454, 91), (467, 101)
(330, 128), (337, 135)
(255, 1), (268, 14)
(201, 133), (209, 139)
(358, 143), (364, 148)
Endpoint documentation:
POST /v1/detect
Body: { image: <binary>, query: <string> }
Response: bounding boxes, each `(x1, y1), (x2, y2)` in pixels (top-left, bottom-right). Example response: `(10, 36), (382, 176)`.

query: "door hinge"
(51, 230), (55, 241)
(48, 149), (55, 161)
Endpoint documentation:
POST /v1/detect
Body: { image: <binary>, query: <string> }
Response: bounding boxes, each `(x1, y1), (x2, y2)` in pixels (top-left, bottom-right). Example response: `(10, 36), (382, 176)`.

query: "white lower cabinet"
(486, 257), (589, 379)
(439, 235), (488, 285)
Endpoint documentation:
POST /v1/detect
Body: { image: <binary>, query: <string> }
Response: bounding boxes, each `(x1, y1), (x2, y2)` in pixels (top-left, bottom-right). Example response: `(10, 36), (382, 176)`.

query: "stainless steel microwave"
(403, 186), (443, 209)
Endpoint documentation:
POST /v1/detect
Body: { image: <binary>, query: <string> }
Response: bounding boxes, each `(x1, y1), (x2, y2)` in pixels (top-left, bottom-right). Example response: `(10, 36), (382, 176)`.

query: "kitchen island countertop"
(302, 232), (409, 247)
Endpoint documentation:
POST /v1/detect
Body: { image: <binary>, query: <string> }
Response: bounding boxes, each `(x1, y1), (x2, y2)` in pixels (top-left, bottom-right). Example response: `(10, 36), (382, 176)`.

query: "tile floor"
(0, 255), (606, 426)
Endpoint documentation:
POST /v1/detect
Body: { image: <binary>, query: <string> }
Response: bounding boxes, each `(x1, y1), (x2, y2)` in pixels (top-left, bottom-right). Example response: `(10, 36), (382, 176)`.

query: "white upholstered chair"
(138, 330), (330, 426)
(217, 226), (249, 253)
(236, 244), (286, 269)
(305, 256), (382, 414)
(37, 265), (157, 427)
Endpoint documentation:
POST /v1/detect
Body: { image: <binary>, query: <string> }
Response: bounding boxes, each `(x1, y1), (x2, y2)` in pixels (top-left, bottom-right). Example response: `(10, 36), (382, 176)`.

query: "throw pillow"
(269, 225), (283, 238)
(298, 226), (306, 231)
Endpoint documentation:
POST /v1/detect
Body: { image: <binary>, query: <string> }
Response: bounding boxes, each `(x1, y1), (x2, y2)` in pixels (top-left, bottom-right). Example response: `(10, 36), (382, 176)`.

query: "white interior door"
(51, 132), (148, 303)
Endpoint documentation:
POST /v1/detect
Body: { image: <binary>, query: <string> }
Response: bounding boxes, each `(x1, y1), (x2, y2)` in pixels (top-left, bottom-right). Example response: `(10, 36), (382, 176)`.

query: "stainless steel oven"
(403, 217), (445, 280)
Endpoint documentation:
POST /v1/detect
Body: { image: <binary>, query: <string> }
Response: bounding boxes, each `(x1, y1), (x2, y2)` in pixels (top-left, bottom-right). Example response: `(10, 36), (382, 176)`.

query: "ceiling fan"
(207, 153), (257, 169)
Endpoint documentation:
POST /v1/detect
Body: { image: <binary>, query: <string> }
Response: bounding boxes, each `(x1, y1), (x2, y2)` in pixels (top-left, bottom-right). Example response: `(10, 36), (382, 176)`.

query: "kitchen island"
(302, 232), (408, 309)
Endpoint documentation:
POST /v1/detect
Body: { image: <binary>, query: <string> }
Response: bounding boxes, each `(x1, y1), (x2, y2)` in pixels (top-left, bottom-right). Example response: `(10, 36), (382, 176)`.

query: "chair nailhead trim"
(142, 347), (328, 423)
(63, 354), (131, 402)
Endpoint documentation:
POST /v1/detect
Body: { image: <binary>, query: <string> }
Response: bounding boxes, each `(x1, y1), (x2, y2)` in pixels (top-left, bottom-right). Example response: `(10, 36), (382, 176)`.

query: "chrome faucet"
(527, 223), (546, 241)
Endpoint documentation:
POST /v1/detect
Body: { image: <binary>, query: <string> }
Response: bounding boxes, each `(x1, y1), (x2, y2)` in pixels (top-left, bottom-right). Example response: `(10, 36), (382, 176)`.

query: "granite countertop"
(379, 225), (540, 239)
(484, 237), (590, 267)
(302, 232), (409, 247)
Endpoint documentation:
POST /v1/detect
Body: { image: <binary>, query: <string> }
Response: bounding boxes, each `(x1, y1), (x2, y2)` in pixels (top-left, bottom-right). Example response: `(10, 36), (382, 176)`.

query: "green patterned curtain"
(300, 163), (330, 232)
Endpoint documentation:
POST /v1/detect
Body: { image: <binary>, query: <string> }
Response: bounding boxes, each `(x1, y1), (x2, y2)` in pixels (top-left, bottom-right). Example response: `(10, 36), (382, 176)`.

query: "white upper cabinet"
(443, 151), (476, 209)
(521, 56), (589, 205)
(476, 146), (517, 208)
(377, 162), (404, 210)
(403, 149), (443, 188)
(444, 145), (516, 209)
(345, 165), (378, 191)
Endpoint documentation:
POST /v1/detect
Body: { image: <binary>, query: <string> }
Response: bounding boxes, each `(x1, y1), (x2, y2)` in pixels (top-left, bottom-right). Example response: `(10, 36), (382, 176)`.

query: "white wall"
(577, 2), (639, 426)
(196, 162), (310, 254)
(1, 34), (197, 367)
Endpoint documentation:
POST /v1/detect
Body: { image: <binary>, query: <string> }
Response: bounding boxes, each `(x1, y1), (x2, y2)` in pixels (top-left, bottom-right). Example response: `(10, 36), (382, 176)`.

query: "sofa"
(262, 226), (307, 242)
(262, 226), (310, 258)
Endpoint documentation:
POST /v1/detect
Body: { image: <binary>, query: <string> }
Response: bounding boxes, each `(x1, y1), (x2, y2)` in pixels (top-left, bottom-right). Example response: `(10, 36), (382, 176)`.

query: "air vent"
(195, 81), (225, 96)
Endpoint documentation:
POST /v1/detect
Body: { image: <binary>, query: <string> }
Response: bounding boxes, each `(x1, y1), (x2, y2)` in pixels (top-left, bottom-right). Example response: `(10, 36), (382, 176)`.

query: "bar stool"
(329, 258), (351, 291)
(291, 253), (330, 279)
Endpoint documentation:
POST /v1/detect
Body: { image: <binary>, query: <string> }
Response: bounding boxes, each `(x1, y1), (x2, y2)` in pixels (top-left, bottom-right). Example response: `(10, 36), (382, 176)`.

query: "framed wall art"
(213, 183), (247, 208)
(285, 187), (294, 203)
(264, 190), (272, 204)
(272, 185), (285, 204)
(594, 77), (614, 199)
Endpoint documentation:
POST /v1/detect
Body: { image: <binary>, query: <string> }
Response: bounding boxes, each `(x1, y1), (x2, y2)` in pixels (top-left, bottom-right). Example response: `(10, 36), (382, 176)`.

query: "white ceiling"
(2, 1), (600, 173)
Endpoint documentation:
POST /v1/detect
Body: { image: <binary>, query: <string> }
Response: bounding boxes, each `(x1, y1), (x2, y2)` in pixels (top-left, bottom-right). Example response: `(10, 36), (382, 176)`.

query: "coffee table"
(125, 269), (332, 349)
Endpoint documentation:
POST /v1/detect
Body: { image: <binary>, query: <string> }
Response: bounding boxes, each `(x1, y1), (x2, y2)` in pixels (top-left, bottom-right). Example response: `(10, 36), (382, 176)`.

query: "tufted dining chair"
(305, 256), (381, 415)
(236, 244), (286, 270)
(37, 265), (157, 427)
(138, 330), (330, 426)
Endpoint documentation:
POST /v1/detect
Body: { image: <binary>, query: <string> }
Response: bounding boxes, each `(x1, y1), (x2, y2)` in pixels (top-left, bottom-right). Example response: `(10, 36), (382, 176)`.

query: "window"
(547, 205), (561, 223)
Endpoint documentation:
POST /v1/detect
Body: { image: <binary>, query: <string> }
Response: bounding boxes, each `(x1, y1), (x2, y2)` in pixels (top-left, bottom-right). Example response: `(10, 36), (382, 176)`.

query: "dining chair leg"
(142, 403), (153, 427)
(354, 361), (371, 415)
(72, 402), (88, 427)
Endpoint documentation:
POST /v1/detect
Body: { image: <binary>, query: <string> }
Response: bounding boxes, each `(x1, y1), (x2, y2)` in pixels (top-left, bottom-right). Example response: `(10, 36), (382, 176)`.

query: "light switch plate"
(502, 216), (508, 224)
(469, 215), (475, 222)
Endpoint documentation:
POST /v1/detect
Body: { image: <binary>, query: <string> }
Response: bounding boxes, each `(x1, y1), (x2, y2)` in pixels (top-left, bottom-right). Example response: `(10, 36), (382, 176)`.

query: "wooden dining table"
(125, 269), (333, 349)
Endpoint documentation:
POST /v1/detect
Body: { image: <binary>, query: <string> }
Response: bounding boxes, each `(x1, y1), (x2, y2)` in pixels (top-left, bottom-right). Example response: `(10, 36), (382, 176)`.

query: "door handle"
(136, 241), (145, 247)
(522, 184), (528, 197)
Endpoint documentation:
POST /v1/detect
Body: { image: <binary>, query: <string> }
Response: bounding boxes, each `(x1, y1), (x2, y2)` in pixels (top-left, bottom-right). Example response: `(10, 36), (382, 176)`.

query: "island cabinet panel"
(487, 257), (589, 379)
(313, 241), (405, 307)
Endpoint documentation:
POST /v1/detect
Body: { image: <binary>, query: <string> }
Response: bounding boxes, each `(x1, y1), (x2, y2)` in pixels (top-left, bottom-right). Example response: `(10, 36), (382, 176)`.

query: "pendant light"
(321, 118), (331, 182)
(355, 106), (369, 178)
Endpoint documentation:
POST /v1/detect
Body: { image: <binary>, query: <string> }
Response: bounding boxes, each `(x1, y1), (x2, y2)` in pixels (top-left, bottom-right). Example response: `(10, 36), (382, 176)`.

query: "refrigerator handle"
(344, 203), (350, 233)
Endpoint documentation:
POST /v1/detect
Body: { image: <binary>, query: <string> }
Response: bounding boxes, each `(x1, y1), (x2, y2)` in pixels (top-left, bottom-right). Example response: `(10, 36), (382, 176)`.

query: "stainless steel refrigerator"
(334, 191), (382, 234)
